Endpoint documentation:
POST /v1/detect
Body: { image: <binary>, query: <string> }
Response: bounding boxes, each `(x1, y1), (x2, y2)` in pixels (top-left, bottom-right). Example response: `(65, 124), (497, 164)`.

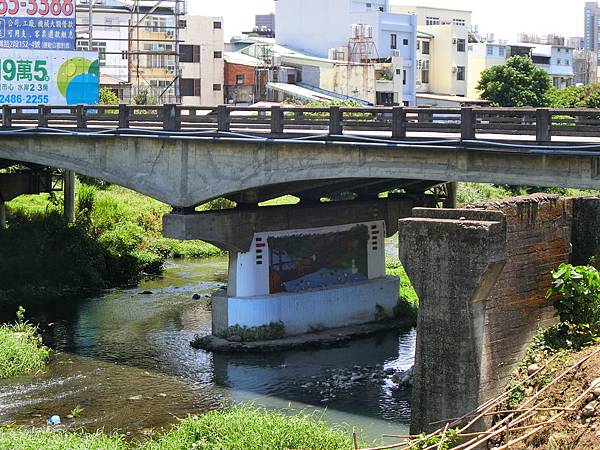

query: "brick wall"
(471, 194), (572, 400)
(224, 62), (255, 87)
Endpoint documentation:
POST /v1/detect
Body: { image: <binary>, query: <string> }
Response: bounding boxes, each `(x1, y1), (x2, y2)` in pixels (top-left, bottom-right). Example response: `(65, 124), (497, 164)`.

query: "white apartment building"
(180, 16), (225, 106)
(392, 6), (471, 100)
(275, 0), (417, 105)
(532, 44), (575, 90)
(467, 43), (574, 98)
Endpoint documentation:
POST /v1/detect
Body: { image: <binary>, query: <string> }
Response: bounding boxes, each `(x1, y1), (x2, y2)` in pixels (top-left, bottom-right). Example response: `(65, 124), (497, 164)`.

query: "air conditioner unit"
(452, 66), (458, 73)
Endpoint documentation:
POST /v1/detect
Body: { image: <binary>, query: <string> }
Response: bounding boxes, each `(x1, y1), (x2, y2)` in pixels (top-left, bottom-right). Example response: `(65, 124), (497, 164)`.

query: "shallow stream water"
(0, 257), (416, 444)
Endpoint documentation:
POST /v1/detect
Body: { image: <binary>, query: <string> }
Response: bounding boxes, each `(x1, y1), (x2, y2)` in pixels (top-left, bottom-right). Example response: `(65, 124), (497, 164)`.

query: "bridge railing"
(2, 104), (600, 141)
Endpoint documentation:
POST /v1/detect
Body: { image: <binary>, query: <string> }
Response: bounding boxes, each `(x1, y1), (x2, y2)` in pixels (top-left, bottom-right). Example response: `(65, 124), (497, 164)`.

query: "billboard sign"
(0, 0), (76, 50)
(0, 50), (99, 105)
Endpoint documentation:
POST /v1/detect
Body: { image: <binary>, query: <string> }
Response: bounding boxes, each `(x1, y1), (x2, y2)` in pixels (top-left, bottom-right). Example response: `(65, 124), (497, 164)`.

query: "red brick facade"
(224, 62), (255, 87)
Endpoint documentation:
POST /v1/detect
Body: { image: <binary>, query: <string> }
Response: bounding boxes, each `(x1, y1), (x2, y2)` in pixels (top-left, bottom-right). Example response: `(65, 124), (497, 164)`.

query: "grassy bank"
(0, 185), (223, 302)
(0, 308), (49, 379)
(0, 406), (357, 450)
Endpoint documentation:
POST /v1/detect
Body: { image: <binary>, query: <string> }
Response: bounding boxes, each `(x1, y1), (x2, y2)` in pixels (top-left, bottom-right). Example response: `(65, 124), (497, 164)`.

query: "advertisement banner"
(0, 49), (99, 105)
(0, 0), (76, 50)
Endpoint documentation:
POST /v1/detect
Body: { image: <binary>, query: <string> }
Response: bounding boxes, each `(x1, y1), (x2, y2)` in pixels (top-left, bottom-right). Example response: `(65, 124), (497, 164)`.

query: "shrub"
(0, 308), (50, 379)
(217, 322), (286, 342)
(545, 263), (600, 349)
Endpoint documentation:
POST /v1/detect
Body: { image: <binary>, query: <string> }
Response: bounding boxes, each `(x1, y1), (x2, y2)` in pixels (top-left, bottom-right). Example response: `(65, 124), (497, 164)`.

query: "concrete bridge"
(2, 104), (600, 432)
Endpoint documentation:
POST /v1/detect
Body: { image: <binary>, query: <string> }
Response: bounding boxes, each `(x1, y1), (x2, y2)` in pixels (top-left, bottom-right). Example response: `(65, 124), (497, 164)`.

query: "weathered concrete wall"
(399, 209), (507, 434)
(2, 135), (600, 208)
(472, 194), (573, 411)
(401, 194), (597, 433)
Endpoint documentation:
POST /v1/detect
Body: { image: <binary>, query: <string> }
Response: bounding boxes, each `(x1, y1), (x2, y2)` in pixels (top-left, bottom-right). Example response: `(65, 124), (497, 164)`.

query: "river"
(0, 257), (416, 445)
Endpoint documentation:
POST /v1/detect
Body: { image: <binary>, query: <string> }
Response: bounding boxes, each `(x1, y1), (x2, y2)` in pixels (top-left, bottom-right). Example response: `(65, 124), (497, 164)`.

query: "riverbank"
(0, 308), (49, 379)
(0, 405), (357, 450)
(0, 185), (223, 303)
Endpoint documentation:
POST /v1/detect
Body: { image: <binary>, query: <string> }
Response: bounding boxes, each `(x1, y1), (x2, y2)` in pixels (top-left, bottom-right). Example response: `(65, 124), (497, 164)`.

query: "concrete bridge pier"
(399, 209), (508, 434)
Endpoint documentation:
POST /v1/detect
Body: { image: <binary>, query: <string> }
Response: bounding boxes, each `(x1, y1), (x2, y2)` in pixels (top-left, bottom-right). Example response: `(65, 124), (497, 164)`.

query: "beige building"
(180, 16), (225, 106)
(391, 6), (472, 100)
(467, 43), (508, 98)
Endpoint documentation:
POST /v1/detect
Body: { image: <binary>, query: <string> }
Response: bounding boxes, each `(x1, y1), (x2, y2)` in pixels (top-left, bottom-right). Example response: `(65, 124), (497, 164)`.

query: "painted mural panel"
(268, 225), (369, 294)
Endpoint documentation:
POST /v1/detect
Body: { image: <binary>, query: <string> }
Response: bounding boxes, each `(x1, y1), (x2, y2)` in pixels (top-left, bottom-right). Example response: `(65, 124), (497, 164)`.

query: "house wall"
(180, 15), (225, 106)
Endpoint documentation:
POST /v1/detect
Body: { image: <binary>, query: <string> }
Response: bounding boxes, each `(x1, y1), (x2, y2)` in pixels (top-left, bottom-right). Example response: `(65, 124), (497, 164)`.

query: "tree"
(546, 84), (600, 108)
(99, 88), (119, 106)
(476, 56), (551, 107)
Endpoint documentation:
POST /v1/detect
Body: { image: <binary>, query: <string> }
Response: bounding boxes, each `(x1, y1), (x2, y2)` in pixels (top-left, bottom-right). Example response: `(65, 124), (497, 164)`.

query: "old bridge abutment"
(400, 194), (600, 433)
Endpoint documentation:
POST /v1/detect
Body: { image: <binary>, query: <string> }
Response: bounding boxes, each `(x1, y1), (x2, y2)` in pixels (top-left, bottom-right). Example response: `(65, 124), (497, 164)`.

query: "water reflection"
(0, 257), (414, 442)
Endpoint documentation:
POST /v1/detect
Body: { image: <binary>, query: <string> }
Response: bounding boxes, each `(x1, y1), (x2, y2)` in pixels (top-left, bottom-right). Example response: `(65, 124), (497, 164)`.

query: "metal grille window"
(457, 39), (466, 52)
(456, 66), (465, 81)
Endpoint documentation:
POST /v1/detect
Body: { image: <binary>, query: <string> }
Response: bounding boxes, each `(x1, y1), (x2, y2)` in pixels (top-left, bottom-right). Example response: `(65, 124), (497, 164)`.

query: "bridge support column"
(443, 182), (458, 209)
(0, 199), (6, 229)
(399, 209), (507, 434)
(63, 170), (75, 224)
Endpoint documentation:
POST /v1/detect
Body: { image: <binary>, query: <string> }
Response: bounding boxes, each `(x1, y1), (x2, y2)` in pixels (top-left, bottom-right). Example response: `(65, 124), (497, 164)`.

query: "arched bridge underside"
(1, 134), (599, 209)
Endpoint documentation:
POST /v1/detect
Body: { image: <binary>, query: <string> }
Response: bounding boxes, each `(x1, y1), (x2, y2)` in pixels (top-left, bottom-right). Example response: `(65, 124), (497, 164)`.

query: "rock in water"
(192, 294), (201, 300)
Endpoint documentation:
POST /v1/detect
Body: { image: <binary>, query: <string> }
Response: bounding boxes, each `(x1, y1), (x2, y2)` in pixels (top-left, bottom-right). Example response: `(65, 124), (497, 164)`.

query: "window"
(214, 51), (223, 58)
(487, 46), (494, 56)
(421, 60), (430, 84)
(181, 79), (201, 97)
(76, 40), (107, 67)
(213, 21), (222, 29)
(105, 18), (117, 30)
(366, 2), (372, 7)
(422, 40), (430, 55)
(457, 39), (466, 52)
(557, 59), (562, 65)
(213, 84), (222, 91)
(403, 39), (409, 46)
(287, 74), (296, 84)
(180, 45), (200, 63)
(376, 92), (395, 106)
(144, 16), (167, 33)
(236, 74), (245, 85)
(425, 16), (440, 25)
(403, 69), (407, 85)
(499, 47), (506, 57)
(416, 40), (420, 50)
(391, 34), (397, 49)
(452, 18), (466, 26)
(456, 66), (465, 81)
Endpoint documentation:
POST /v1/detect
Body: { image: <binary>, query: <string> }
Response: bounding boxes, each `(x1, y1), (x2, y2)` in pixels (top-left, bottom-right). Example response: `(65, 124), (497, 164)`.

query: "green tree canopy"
(546, 84), (600, 108)
(476, 56), (552, 107)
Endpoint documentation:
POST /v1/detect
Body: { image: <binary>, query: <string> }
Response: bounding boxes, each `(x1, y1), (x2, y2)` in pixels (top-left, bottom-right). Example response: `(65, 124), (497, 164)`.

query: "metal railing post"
(461, 107), (476, 140)
(118, 103), (130, 129)
(271, 106), (284, 134)
(163, 104), (180, 131)
(37, 105), (48, 128)
(536, 108), (552, 142)
(76, 104), (87, 129)
(392, 106), (406, 138)
(217, 105), (230, 132)
(1, 105), (11, 128)
(329, 106), (343, 135)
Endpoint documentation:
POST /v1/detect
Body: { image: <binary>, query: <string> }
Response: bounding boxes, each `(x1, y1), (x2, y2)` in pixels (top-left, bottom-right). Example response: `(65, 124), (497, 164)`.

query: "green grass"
(386, 258), (419, 323)
(0, 429), (126, 450)
(2, 185), (224, 301)
(0, 406), (357, 450)
(0, 309), (49, 379)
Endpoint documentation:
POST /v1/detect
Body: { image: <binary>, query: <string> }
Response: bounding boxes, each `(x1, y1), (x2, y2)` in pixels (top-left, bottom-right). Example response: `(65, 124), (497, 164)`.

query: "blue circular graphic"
(65, 73), (99, 105)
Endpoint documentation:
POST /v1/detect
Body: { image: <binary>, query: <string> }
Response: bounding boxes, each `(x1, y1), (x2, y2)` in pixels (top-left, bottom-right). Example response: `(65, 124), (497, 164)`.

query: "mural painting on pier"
(267, 225), (369, 294)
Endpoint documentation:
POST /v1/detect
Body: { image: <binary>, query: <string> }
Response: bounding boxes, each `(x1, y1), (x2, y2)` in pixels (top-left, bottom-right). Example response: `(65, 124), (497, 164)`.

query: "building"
(467, 42), (574, 98)
(275, 0), (417, 105)
(532, 44), (574, 90)
(391, 6), (471, 99)
(568, 37), (586, 50)
(573, 50), (598, 85)
(255, 13), (276, 37)
(585, 2), (600, 59)
(179, 15), (225, 106)
(224, 52), (266, 105)
(76, 0), (183, 103)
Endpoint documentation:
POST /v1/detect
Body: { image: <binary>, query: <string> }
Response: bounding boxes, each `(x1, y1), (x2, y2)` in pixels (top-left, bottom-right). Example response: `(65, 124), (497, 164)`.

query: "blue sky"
(189, 0), (586, 41)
